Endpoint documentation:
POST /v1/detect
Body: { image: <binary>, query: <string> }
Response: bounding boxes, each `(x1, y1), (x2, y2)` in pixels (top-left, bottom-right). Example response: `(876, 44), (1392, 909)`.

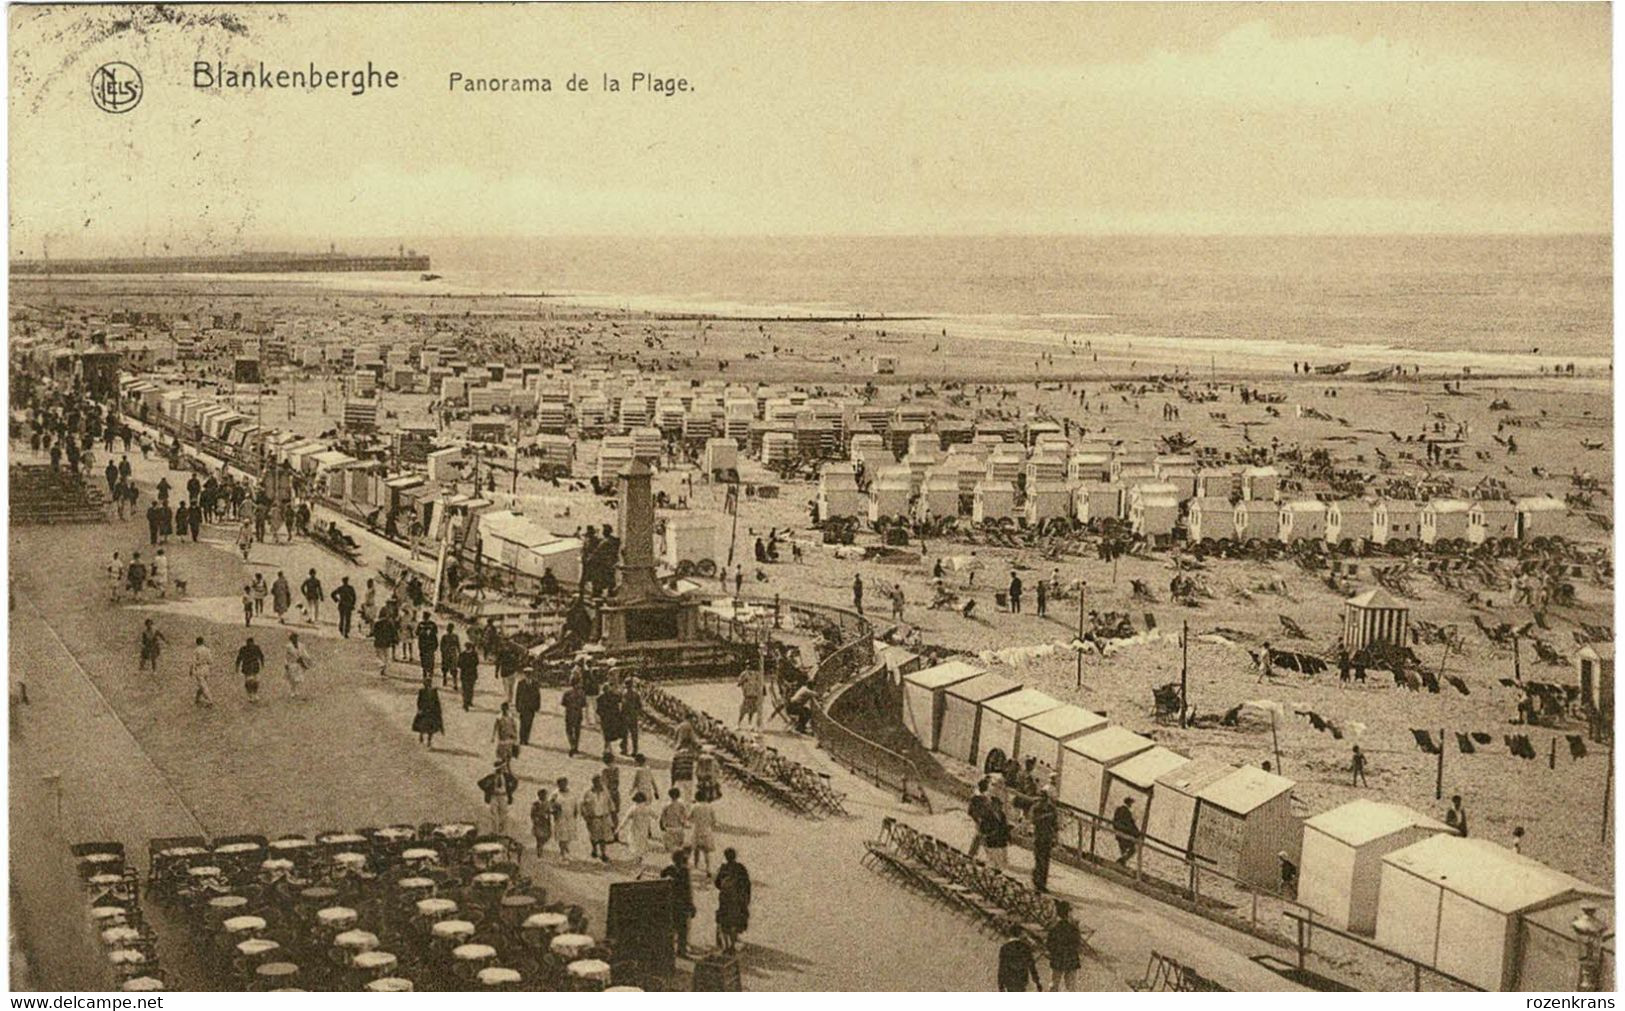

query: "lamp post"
(1572, 904), (1606, 991)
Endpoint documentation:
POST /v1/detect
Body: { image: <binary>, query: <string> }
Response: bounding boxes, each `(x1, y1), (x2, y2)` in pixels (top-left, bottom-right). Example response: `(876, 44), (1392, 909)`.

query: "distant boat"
(1313, 362), (1351, 375)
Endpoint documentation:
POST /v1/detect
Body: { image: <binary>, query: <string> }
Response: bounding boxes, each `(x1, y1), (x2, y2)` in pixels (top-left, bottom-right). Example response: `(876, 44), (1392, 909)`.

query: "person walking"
(271, 571), (292, 623)
(1351, 744), (1369, 787)
(237, 520), (253, 562)
(250, 573), (268, 616)
(562, 679), (588, 756)
(690, 795), (717, 875)
(1256, 641), (1275, 683)
(241, 585), (255, 627)
(415, 612), (439, 681)
(187, 500), (202, 543)
(601, 752), (623, 826)
(331, 577), (357, 638)
(1030, 787), (1058, 892)
(530, 788), (554, 860)
(125, 554), (147, 601)
(997, 924), (1043, 991)
(235, 636), (265, 703)
(480, 759), (517, 835)
(300, 569), (323, 624)
(660, 849), (697, 959)
(620, 680), (643, 755)
(631, 754), (661, 812)
(492, 702), (520, 762)
(283, 631), (310, 700)
(583, 775), (615, 863)
(737, 666), (765, 729)
(714, 848), (751, 953)
(982, 795), (1011, 868)
(968, 778), (994, 858)
(412, 676), (443, 747)
(1046, 900), (1083, 992)
(189, 636), (216, 707)
(1112, 796), (1141, 866)
(151, 550), (170, 599)
(617, 791), (657, 866)
(440, 622), (462, 689)
(660, 787), (691, 854)
(1008, 571), (1023, 614)
(495, 643), (520, 706)
(458, 639), (481, 711)
(372, 609), (397, 678)
(359, 578), (377, 633)
(1035, 578), (1048, 618)
(597, 679), (626, 754)
(552, 777), (580, 861)
(108, 552), (126, 603)
(852, 573), (864, 614)
(515, 673), (541, 746)
(138, 619), (167, 673)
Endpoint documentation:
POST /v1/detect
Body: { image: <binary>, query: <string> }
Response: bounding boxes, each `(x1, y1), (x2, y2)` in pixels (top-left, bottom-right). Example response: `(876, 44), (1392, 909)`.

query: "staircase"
(9, 465), (109, 524)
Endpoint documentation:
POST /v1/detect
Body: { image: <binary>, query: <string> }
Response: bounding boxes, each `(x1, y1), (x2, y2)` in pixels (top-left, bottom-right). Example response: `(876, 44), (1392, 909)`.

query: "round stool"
(351, 950), (398, 980)
(550, 932), (594, 960)
(430, 919), (475, 945)
(215, 841), (260, 856)
(471, 841), (505, 868)
(99, 925), (141, 949)
(415, 897), (457, 922)
(332, 851), (368, 873)
(453, 942), (497, 976)
(268, 837), (313, 852)
(260, 858), (295, 875)
(397, 877), (435, 901)
(316, 906), (358, 931)
(90, 906), (129, 928)
(433, 823), (475, 839)
(120, 977), (164, 992)
(472, 871), (510, 902)
(334, 929), (379, 956)
(523, 911), (567, 947)
(374, 826), (416, 843)
(235, 937), (281, 970)
(222, 915), (267, 940)
(106, 949), (148, 974)
(365, 977), (413, 992)
(206, 895), (249, 924)
(567, 958), (612, 989)
(186, 865), (224, 885)
(254, 962), (299, 989)
(400, 847), (439, 869)
(499, 893), (538, 925)
(477, 966), (522, 990)
(605, 985), (644, 992)
(318, 832), (367, 847)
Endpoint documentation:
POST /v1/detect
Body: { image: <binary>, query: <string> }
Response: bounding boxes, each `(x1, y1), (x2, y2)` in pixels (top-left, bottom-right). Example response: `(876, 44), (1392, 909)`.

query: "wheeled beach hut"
(1057, 725), (1153, 819)
(1374, 834), (1611, 991)
(975, 689), (1062, 771)
(1325, 499), (1374, 546)
(901, 660), (986, 751)
(1101, 746), (1191, 845)
(935, 672), (1021, 765)
(1142, 759), (1237, 855)
(1420, 499), (1472, 545)
(1191, 765), (1299, 889)
(1298, 800), (1449, 935)
(1466, 500), (1518, 544)
(1014, 705), (1108, 783)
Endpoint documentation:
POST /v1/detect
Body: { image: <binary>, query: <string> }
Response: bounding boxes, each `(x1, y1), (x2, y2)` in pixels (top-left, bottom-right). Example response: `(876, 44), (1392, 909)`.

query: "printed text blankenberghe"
(193, 61), (399, 96)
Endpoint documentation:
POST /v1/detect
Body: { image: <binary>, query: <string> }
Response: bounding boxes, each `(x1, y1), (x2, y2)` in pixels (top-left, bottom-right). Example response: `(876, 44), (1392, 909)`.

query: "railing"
(813, 668), (932, 811)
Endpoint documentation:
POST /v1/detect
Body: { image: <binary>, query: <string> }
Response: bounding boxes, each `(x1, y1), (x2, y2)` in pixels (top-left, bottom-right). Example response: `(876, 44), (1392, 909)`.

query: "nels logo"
(91, 62), (143, 114)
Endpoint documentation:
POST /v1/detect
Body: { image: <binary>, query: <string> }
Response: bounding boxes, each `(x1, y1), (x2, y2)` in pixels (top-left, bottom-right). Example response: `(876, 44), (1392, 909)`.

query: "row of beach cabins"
(894, 656), (1610, 992)
(817, 436), (1578, 544)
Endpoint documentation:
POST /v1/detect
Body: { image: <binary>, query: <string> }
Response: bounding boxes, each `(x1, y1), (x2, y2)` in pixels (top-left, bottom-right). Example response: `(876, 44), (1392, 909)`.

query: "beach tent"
(1143, 759), (1237, 854)
(1343, 588), (1409, 653)
(1374, 834), (1610, 991)
(1299, 800), (1449, 934)
(1057, 725), (1153, 818)
(974, 689), (1062, 771)
(936, 672), (1021, 765)
(1191, 765), (1299, 889)
(1102, 746), (1191, 844)
(1014, 705), (1107, 782)
(901, 660), (986, 751)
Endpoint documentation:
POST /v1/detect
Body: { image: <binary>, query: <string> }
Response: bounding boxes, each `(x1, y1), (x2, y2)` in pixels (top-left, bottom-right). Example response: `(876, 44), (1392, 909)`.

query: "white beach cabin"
(1014, 705), (1108, 783)
(1299, 799), (1450, 935)
(1191, 765), (1299, 889)
(1142, 759), (1238, 855)
(935, 672), (1021, 765)
(900, 659), (985, 751)
(975, 689), (1062, 771)
(1057, 725), (1154, 819)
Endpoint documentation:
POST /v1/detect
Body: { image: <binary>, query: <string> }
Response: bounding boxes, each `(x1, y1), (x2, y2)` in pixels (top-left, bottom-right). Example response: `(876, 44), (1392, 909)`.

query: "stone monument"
(599, 460), (699, 646)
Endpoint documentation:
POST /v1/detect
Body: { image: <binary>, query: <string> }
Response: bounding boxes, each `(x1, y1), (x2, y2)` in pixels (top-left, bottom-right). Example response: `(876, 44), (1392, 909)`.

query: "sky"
(7, 3), (1613, 255)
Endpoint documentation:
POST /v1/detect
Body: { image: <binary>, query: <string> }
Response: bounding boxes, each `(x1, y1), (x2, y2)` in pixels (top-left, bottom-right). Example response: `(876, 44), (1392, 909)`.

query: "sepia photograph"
(3, 1), (1616, 994)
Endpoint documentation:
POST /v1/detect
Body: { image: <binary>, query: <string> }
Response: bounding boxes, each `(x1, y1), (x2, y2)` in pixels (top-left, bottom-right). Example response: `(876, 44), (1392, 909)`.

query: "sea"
(410, 234), (1611, 363)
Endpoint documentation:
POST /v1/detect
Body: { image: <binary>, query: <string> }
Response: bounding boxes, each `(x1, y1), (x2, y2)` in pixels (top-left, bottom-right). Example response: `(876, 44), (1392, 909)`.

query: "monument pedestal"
(599, 459), (701, 649)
